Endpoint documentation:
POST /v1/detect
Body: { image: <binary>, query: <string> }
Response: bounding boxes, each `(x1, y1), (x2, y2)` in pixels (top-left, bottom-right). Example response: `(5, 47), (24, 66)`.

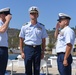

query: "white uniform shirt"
(19, 21), (48, 45)
(56, 26), (75, 53)
(0, 20), (8, 47)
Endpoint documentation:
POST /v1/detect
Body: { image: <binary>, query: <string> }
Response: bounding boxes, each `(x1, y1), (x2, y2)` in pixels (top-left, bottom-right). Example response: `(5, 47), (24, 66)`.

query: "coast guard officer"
(0, 7), (12, 75)
(19, 6), (48, 75)
(54, 13), (75, 75)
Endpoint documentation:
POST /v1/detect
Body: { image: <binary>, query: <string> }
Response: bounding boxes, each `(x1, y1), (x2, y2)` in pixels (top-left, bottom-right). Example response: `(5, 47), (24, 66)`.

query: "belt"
(25, 44), (41, 48)
(57, 52), (65, 55)
(0, 46), (8, 48)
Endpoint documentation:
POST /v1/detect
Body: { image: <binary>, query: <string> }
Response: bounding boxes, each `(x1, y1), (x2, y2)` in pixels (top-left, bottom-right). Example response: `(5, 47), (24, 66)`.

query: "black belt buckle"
(57, 52), (65, 55)
(25, 44), (40, 48)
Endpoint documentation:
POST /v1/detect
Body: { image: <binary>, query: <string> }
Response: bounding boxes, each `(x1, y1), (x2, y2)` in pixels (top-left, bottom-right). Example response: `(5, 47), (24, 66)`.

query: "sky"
(0, 0), (76, 30)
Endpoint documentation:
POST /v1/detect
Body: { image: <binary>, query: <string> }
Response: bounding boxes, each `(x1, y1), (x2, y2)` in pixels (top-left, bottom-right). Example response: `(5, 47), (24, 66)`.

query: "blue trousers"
(57, 53), (72, 75)
(0, 47), (8, 75)
(24, 45), (41, 75)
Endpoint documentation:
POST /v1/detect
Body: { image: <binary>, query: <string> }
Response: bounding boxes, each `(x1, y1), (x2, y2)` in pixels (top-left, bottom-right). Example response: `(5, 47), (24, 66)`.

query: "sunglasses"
(58, 20), (61, 23)
(58, 18), (67, 23)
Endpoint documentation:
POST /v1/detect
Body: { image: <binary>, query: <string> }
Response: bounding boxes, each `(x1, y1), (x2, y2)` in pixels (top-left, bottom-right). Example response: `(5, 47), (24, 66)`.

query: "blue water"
(8, 54), (19, 60)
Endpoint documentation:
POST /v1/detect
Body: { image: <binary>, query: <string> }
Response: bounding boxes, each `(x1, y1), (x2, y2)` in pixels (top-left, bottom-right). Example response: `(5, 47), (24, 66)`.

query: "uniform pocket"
(60, 53), (65, 62)
(36, 29), (42, 36)
(59, 36), (65, 41)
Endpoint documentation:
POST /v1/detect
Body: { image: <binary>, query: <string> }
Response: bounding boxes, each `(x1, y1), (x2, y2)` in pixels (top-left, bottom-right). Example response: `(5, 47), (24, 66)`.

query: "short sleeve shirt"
(19, 22), (48, 45)
(0, 20), (8, 47)
(56, 26), (75, 53)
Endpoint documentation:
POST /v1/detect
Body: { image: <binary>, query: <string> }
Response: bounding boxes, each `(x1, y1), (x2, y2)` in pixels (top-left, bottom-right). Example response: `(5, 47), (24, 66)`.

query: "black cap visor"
(0, 11), (12, 15)
(30, 10), (38, 14)
(57, 16), (71, 21)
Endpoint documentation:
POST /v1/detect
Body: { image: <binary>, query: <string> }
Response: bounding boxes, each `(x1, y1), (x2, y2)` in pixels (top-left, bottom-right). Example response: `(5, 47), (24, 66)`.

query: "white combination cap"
(57, 13), (71, 21)
(0, 7), (11, 15)
(29, 6), (39, 13)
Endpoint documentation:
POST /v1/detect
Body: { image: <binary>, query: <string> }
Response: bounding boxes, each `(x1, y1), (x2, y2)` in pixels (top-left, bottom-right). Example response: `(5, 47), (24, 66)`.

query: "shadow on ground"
(7, 73), (59, 75)
(6, 70), (59, 75)
(13, 73), (25, 75)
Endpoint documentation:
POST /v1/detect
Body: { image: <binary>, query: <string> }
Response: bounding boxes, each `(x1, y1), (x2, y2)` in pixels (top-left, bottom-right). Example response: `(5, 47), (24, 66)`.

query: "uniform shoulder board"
(23, 22), (28, 26)
(39, 23), (45, 26)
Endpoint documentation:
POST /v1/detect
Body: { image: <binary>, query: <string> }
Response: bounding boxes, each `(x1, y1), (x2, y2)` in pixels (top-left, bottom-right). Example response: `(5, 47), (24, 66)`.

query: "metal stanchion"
(44, 54), (49, 75)
(46, 61), (48, 75)
(11, 60), (13, 75)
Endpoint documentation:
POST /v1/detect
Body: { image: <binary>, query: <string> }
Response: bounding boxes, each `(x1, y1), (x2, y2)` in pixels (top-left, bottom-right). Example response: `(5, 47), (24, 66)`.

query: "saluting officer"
(0, 7), (12, 75)
(54, 13), (75, 75)
(19, 6), (48, 75)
